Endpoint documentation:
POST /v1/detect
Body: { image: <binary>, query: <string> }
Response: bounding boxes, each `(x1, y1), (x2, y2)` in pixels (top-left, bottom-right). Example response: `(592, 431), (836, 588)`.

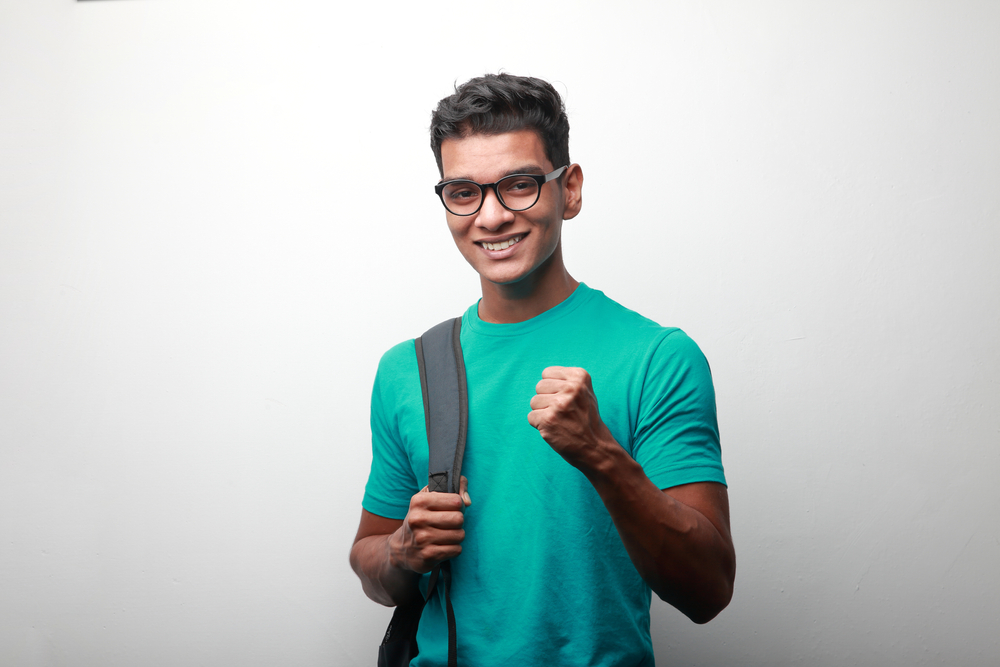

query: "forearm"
(577, 442), (736, 623)
(350, 533), (421, 608)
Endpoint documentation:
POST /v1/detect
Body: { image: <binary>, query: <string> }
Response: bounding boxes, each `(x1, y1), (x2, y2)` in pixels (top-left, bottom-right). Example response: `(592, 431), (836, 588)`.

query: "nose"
(474, 185), (515, 231)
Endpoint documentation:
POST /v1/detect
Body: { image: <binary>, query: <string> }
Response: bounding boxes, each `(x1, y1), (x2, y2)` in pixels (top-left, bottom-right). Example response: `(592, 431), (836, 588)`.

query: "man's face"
(438, 129), (581, 288)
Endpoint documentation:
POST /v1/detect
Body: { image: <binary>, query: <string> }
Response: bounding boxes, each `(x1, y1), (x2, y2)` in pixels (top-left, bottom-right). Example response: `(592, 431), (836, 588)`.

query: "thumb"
(459, 475), (471, 507)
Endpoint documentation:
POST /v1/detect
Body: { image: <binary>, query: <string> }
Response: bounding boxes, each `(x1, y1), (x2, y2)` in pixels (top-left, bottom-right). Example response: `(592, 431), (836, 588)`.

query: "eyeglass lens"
(440, 175), (541, 216)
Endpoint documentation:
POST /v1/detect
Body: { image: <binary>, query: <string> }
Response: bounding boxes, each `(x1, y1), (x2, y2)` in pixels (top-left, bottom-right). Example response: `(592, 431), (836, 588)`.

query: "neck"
(476, 245), (579, 324)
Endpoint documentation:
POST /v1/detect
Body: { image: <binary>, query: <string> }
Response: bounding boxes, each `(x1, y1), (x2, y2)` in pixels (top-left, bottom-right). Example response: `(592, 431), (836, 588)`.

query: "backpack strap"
(415, 317), (468, 494)
(378, 317), (466, 667)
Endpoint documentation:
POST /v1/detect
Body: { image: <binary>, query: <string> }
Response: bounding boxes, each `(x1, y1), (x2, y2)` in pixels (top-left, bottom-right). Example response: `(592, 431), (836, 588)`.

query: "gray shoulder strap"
(414, 317), (468, 494)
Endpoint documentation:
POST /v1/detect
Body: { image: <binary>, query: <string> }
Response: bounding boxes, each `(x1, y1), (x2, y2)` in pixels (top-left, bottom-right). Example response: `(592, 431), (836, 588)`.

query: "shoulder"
(583, 287), (665, 332)
(376, 338), (417, 375)
(652, 329), (710, 367)
(640, 329), (714, 401)
(371, 338), (421, 413)
(583, 287), (702, 358)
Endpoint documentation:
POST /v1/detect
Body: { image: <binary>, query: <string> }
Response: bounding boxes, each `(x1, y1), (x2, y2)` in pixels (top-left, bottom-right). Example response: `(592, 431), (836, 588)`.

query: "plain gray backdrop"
(1, 1), (998, 665)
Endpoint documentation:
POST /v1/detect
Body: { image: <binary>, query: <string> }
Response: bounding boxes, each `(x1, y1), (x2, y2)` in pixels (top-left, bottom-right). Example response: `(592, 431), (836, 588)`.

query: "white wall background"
(1, 1), (998, 665)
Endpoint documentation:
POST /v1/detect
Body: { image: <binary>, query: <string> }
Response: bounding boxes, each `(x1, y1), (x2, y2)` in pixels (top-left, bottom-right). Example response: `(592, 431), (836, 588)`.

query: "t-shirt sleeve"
(632, 329), (726, 489)
(361, 343), (421, 520)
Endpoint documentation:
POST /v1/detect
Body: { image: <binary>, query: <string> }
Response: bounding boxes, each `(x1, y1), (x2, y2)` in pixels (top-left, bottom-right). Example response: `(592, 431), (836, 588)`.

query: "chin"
(476, 260), (527, 282)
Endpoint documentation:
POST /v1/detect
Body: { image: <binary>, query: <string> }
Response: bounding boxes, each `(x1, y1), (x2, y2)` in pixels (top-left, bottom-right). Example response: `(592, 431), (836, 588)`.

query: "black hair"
(430, 73), (570, 176)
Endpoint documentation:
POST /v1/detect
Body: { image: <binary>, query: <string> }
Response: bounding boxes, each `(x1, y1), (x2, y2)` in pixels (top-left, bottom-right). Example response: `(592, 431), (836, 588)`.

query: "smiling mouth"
(478, 235), (523, 251)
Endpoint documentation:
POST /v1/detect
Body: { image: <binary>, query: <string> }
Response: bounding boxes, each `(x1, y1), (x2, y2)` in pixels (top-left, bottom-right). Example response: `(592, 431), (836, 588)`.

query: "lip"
(475, 231), (527, 244)
(474, 232), (528, 258)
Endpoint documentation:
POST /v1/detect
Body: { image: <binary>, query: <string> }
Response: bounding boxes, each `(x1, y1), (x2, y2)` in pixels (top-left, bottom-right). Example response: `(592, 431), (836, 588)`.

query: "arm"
(528, 367), (735, 624)
(349, 481), (471, 607)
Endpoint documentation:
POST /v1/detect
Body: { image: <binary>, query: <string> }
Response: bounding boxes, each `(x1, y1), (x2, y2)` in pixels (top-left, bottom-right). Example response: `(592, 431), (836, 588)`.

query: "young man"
(351, 73), (735, 666)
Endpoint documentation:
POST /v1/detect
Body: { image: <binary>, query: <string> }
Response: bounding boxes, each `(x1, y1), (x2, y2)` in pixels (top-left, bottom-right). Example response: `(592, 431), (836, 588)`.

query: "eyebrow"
(441, 164), (547, 183)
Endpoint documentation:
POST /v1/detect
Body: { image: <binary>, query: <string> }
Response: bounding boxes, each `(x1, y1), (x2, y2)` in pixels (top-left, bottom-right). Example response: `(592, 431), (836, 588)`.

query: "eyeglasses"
(435, 166), (568, 216)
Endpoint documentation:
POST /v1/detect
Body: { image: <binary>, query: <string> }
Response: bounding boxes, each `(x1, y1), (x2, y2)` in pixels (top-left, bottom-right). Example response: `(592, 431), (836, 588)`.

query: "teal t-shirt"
(363, 284), (725, 667)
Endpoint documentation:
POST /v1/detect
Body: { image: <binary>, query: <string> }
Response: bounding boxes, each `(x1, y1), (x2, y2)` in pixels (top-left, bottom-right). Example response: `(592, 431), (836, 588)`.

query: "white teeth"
(482, 236), (521, 251)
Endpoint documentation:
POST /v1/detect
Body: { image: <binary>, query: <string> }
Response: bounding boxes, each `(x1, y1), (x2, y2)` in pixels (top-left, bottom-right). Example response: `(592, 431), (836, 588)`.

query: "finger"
(459, 475), (471, 507)
(414, 491), (466, 512)
(541, 366), (572, 380)
(542, 366), (590, 383)
(531, 397), (566, 416)
(409, 541), (464, 572)
(408, 507), (466, 532)
(420, 542), (464, 564)
(529, 394), (552, 410)
(534, 378), (566, 395)
(420, 512), (466, 531)
(420, 528), (466, 546)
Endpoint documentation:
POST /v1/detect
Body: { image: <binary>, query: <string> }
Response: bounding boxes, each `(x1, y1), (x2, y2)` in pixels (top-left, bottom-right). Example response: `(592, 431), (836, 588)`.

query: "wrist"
(385, 528), (409, 572)
(569, 430), (627, 478)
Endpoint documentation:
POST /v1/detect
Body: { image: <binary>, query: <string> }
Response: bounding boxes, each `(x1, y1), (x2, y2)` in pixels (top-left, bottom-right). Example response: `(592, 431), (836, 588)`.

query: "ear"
(561, 164), (584, 220)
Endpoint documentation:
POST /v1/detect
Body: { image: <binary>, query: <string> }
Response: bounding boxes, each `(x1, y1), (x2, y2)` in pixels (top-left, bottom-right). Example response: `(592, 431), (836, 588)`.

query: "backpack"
(378, 317), (467, 667)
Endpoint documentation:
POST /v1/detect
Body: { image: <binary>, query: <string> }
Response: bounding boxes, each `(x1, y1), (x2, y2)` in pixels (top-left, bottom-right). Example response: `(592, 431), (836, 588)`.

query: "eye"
(501, 176), (539, 198)
(444, 183), (481, 202)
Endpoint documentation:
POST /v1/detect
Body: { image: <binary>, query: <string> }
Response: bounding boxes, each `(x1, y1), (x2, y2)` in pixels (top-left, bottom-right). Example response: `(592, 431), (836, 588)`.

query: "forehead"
(440, 129), (551, 181)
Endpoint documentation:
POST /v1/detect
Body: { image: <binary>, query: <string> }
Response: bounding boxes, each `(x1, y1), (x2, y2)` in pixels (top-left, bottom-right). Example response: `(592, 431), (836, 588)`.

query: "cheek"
(532, 213), (561, 242)
(445, 217), (466, 239)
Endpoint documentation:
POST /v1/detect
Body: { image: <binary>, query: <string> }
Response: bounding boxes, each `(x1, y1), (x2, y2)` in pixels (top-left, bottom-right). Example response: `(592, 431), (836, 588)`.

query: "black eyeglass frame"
(434, 165), (569, 216)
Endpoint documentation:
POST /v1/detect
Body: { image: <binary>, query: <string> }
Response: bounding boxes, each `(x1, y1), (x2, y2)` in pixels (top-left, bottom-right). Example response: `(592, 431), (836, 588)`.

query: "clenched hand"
(528, 366), (615, 467)
(388, 476), (471, 574)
